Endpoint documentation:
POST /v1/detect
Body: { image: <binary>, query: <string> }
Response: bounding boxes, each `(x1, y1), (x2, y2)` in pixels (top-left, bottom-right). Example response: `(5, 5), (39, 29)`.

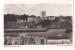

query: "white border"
(0, 0), (74, 48)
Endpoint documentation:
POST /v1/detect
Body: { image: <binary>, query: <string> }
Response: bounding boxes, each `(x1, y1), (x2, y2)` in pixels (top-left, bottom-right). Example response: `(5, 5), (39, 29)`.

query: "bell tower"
(41, 11), (46, 19)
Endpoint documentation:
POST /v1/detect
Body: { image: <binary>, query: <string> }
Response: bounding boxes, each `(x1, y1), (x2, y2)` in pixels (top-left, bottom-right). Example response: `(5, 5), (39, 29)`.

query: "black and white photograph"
(4, 3), (73, 45)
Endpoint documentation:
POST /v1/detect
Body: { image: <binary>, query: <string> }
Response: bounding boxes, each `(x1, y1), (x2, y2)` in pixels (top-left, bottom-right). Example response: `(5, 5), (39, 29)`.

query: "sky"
(4, 3), (73, 16)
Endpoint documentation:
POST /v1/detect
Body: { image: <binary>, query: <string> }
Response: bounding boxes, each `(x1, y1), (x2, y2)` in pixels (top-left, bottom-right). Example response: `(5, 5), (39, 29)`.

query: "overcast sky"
(4, 3), (73, 16)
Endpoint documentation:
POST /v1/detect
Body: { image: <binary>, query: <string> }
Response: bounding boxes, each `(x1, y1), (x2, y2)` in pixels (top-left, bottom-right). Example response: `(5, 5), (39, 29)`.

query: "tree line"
(4, 14), (72, 33)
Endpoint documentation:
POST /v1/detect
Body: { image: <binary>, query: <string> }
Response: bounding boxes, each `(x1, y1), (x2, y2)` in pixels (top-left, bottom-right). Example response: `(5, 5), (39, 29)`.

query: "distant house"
(28, 16), (41, 22)
(28, 17), (34, 22)
(46, 16), (55, 20)
(17, 19), (24, 23)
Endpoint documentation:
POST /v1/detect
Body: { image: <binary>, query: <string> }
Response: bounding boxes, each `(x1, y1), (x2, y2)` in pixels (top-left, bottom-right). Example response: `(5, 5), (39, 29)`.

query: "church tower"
(41, 11), (46, 19)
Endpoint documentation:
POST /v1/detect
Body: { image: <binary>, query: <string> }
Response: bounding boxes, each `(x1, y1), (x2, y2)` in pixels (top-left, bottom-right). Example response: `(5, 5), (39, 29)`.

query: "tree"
(40, 19), (52, 28)
(20, 14), (29, 21)
(30, 15), (36, 18)
(4, 14), (17, 22)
